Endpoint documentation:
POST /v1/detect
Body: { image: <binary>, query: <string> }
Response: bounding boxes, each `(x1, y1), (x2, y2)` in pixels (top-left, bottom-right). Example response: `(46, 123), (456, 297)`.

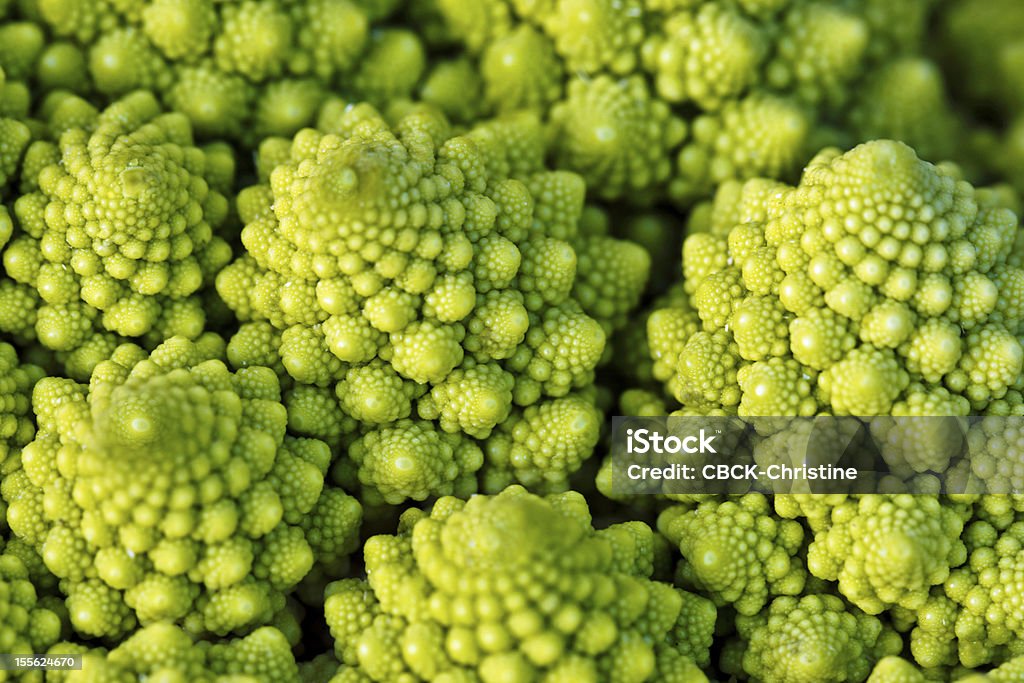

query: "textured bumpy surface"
(2, 0), (1024, 681)
(216, 105), (619, 503)
(325, 486), (716, 682)
(7, 92), (231, 347)
(3, 336), (362, 638)
(653, 140), (1024, 417)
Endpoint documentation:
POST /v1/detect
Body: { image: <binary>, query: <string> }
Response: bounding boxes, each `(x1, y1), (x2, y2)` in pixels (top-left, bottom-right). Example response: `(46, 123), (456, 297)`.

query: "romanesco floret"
(765, 2), (869, 107)
(658, 140), (1024, 415)
(480, 393), (601, 493)
(1, 335), (361, 637)
(324, 486), (716, 683)
(0, 341), (42, 528)
(571, 235), (652, 334)
(216, 104), (641, 500)
(640, 3), (767, 110)
(733, 593), (903, 683)
(869, 409), (968, 477)
(60, 621), (301, 683)
(548, 75), (685, 202)
(865, 655), (929, 683)
(659, 493), (806, 615)
(432, 0), (513, 54)
(0, 66), (29, 121)
(35, 0), (121, 45)
(892, 510), (1024, 670)
(345, 419), (482, 506)
(0, 341), (41, 466)
(671, 92), (812, 205)
(0, 22), (44, 83)
(0, 116), (30, 192)
(806, 494), (969, 614)
(88, 27), (172, 96)
(938, 520), (1024, 668)
(3, 91), (232, 355)
(965, 416), (1024, 494)
(543, 0), (645, 75)
(892, 589), (976, 670)
(348, 28), (427, 107)
(847, 58), (961, 164)
(165, 62), (254, 139)
(479, 25), (562, 113)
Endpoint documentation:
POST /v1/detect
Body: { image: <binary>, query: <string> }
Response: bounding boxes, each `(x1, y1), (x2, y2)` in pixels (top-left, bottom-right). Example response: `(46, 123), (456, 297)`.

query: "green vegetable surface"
(1, 0), (1024, 681)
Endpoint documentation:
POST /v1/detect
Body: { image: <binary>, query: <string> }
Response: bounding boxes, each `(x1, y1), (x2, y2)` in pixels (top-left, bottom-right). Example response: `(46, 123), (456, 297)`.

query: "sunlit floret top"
(324, 485), (717, 682)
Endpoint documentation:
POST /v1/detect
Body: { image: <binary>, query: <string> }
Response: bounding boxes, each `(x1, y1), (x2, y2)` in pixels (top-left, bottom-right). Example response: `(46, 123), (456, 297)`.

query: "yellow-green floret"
(925, 520), (1024, 669)
(548, 75), (685, 202)
(1, 335), (361, 637)
(656, 140), (1024, 416)
(732, 594), (903, 683)
(57, 621), (301, 683)
(866, 655), (929, 683)
(0, 551), (63, 683)
(0, 116), (30, 192)
(324, 485), (716, 683)
(0, 341), (42, 529)
(216, 104), (648, 496)
(0, 341), (41, 467)
(806, 494), (969, 614)
(3, 91), (232, 358)
(659, 493), (806, 615)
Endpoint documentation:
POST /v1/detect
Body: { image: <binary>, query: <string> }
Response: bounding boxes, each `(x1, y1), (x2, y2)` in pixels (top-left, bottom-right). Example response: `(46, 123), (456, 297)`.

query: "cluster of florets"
(216, 104), (644, 502)
(0, 0), (416, 140)
(324, 486), (717, 683)
(877, 514), (1024, 671)
(417, 0), (960, 205)
(1, 335), (362, 638)
(0, 550), (63, 683)
(1, 0), (1024, 681)
(806, 494), (970, 615)
(0, 67), (31, 193)
(0, 341), (39, 459)
(619, 136), (1024, 679)
(727, 593), (904, 683)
